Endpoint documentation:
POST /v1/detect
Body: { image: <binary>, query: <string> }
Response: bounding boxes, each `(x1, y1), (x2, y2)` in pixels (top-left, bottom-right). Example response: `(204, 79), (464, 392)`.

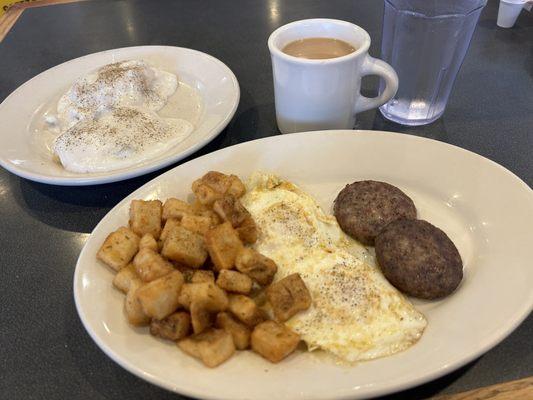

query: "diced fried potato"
(226, 175), (246, 198)
(162, 198), (192, 221)
(236, 215), (258, 244)
(190, 282), (229, 311)
(160, 218), (180, 242)
(251, 321), (300, 363)
(136, 271), (184, 320)
(235, 247), (277, 285)
(216, 312), (251, 350)
(195, 209), (221, 226)
(199, 171), (231, 193)
(162, 225), (208, 268)
(178, 328), (235, 368)
(191, 181), (222, 206)
(191, 270), (215, 283)
(216, 270), (252, 294)
(205, 222), (243, 271)
(267, 273), (312, 322)
(178, 283), (194, 310)
(113, 263), (141, 294)
(192, 171), (232, 206)
(97, 227), (140, 271)
(133, 248), (174, 282)
(181, 214), (212, 235)
(139, 233), (158, 251)
(129, 200), (163, 239)
(179, 281), (228, 312)
(228, 294), (266, 327)
(190, 301), (214, 334)
(150, 311), (191, 341)
(212, 195), (249, 227)
(124, 281), (150, 326)
(190, 199), (209, 214)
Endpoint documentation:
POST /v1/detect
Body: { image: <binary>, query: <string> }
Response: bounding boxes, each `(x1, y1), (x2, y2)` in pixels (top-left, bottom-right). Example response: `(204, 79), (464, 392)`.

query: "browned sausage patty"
(375, 219), (463, 299)
(333, 181), (416, 245)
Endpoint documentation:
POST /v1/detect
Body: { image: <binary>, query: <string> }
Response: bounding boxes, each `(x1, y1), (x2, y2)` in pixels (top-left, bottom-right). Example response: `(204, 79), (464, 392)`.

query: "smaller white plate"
(0, 46), (239, 185)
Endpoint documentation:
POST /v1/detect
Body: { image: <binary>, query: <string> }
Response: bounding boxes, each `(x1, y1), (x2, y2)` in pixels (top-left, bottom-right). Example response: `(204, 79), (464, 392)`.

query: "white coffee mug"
(268, 19), (399, 134)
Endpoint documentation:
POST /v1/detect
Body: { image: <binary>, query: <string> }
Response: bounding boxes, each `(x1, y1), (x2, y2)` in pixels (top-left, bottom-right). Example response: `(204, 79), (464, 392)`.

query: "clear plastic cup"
(378, 0), (487, 126)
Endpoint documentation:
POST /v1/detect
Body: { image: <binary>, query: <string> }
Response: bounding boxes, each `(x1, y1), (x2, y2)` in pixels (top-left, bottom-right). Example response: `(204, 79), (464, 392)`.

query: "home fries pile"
(96, 171), (311, 367)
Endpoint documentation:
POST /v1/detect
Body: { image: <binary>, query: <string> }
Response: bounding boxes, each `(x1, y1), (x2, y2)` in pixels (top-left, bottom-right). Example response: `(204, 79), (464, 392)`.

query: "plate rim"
(0, 45), (240, 186)
(73, 129), (533, 400)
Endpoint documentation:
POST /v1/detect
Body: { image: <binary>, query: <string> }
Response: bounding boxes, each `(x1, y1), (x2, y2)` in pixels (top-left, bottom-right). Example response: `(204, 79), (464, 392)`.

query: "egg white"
(241, 173), (427, 362)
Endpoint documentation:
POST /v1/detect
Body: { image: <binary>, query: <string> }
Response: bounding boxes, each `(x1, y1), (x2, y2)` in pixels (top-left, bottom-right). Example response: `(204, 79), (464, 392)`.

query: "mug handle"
(354, 55), (399, 114)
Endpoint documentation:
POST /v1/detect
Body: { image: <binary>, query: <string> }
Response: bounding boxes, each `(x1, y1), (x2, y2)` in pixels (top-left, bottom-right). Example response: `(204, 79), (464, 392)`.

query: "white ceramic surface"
(74, 130), (533, 400)
(0, 46), (239, 185)
(497, 0), (525, 27)
(268, 19), (398, 133)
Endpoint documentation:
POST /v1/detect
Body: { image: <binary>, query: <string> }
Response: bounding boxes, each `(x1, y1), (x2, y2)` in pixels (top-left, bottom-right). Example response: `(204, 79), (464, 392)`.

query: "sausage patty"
(333, 180), (416, 245)
(375, 219), (463, 299)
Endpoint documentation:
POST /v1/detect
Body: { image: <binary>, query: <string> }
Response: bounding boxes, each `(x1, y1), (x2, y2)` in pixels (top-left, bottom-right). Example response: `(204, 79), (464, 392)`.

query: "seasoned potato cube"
(136, 271), (184, 320)
(181, 214), (212, 235)
(216, 312), (251, 350)
(190, 282), (229, 311)
(190, 198), (209, 214)
(228, 294), (266, 327)
(236, 215), (258, 244)
(133, 248), (174, 282)
(195, 209), (221, 226)
(251, 321), (300, 363)
(212, 195), (249, 227)
(198, 171), (231, 193)
(150, 311), (190, 341)
(190, 301), (214, 334)
(162, 198), (192, 221)
(178, 283), (194, 310)
(216, 270), (252, 294)
(160, 218), (180, 242)
(226, 175), (246, 198)
(205, 222), (243, 271)
(179, 282), (228, 312)
(192, 171), (241, 206)
(235, 247), (277, 285)
(162, 225), (208, 268)
(129, 200), (162, 239)
(178, 328), (235, 368)
(139, 233), (158, 251)
(191, 181), (222, 206)
(97, 227), (140, 271)
(191, 270), (215, 283)
(267, 273), (312, 322)
(113, 263), (141, 294)
(125, 281), (150, 326)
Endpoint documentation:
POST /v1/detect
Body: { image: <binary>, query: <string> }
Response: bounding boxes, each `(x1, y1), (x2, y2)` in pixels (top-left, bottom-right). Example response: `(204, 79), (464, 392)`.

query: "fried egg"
(241, 173), (427, 362)
(57, 60), (177, 129)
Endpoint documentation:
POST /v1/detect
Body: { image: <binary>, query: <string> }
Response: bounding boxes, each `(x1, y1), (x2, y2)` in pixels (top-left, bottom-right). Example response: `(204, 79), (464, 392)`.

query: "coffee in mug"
(282, 38), (357, 60)
(268, 19), (399, 134)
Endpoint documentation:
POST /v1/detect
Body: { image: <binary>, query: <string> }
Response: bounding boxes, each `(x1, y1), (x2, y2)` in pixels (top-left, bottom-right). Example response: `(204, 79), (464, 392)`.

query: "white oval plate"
(74, 130), (533, 400)
(0, 46), (239, 185)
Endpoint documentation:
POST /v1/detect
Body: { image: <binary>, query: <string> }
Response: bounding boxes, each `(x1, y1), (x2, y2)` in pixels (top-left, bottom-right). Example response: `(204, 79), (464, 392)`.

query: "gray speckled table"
(0, 0), (531, 399)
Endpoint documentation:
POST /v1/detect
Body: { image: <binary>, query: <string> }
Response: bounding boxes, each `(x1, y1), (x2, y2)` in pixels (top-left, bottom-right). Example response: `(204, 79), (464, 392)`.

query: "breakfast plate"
(0, 46), (239, 185)
(74, 130), (533, 400)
